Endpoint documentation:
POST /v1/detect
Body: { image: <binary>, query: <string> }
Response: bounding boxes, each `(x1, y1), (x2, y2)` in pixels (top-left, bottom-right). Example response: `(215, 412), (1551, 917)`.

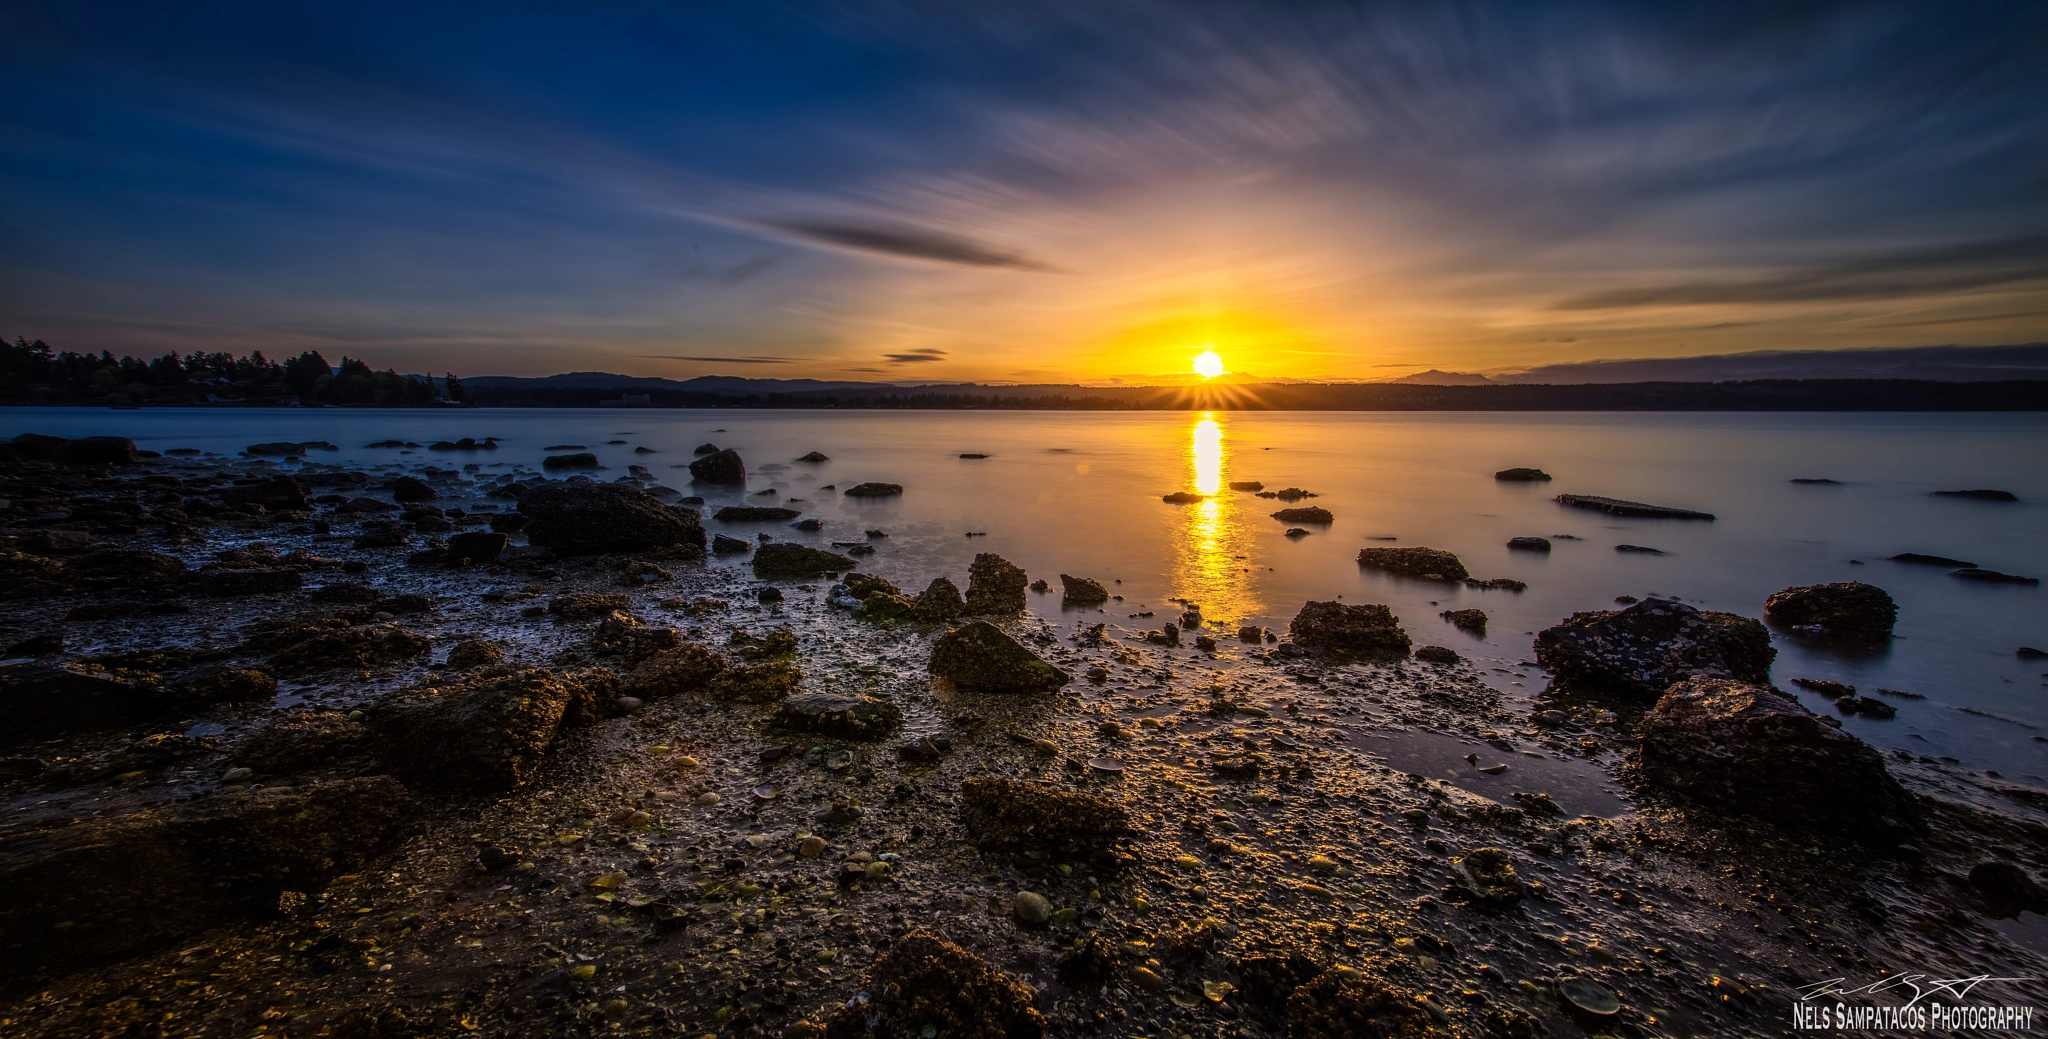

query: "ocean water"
(10, 406), (2047, 781)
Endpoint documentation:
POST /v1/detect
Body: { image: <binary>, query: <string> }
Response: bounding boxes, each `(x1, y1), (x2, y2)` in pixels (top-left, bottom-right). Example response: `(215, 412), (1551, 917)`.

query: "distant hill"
(1389, 369), (1493, 385)
(1490, 343), (2048, 384)
(461, 372), (887, 394)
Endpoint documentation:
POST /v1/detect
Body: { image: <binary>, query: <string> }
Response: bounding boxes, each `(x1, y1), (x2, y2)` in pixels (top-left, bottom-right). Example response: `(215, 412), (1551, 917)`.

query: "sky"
(2, 1), (2044, 384)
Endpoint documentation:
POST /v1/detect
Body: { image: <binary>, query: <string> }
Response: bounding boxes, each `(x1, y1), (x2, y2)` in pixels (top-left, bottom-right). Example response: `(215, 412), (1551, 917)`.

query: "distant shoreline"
(4, 379), (2045, 411)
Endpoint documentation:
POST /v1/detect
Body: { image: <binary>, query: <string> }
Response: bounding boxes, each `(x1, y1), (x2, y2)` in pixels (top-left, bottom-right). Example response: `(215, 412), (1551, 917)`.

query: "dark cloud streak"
(759, 219), (1053, 272)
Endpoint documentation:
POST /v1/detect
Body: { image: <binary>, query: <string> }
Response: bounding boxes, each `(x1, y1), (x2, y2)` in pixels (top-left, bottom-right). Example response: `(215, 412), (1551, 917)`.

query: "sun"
(1192, 349), (1225, 379)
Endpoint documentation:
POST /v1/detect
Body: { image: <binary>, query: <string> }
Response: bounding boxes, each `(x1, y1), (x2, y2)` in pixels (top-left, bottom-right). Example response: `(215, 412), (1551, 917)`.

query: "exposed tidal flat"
(0, 410), (2043, 1038)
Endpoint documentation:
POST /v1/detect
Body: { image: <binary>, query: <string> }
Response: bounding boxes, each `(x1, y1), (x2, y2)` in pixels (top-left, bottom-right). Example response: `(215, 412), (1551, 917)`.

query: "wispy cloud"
(757, 219), (1053, 272)
(885, 348), (949, 364)
(1551, 237), (2048, 310)
(644, 355), (794, 364)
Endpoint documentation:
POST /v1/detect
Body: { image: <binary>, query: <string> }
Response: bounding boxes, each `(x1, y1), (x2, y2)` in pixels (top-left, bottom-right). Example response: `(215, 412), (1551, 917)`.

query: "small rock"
(1012, 891), (1052, 925)
(798, 835), (828, 858)
(1507, 536), (1551, 552)
(1414, 645), (1460, 664)
(1494, 467), (1552, 481)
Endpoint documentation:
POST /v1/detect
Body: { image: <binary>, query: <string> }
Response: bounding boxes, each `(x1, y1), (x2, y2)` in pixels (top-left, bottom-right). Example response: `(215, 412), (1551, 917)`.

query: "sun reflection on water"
(1171, 413), (1259, 623)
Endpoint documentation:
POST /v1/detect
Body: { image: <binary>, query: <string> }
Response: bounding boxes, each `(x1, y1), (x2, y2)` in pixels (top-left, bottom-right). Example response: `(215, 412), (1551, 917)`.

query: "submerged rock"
(961, 775), (1129, 854)
(1495, 467), (1552, 481)
(964, 552), (1027, 614)
(1507, 536), (1551, 551)
(543, 452), (599, 470)
(1931, 488), (2019, 502)
(1289, 601), (1412, 658)
(842, 482), (904, 497)
(1413, 645), (1460, 664)
(1228, 480), (1265, 491)
(1059, 573), (1110, 605)
(1356, 546), (1469, 581)
(714, 505), (800, 522)
(813, 930), (1045, 1039)
(1535, 598), (1773, 697)
(711, 533), (751, 553)
(1556, 493), (1714, 520)
(752, 542), (855, 579)
(1270, 506), (1334, 523)
(374, 667), (618, 791)
(1763, 581), (1897, 643)
(0, 776), (412, 972)
(518, 482), (705, 556)
(1161, 491), (1206, 504)
(687, 448), (746, 484)
(796, 450), (829, 462)
(1440, 608), (1487, 635)
(1949, 568), (2039, 585)
(1635, 676), (1921, 841)
(774, 692), (901, 740)
(1890, 552), (1975, 567)
(930, 620), (1070, 692)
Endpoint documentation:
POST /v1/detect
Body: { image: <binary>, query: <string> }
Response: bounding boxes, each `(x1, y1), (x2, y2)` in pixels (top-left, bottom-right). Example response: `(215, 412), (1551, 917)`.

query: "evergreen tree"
(444, 372), (469, 404)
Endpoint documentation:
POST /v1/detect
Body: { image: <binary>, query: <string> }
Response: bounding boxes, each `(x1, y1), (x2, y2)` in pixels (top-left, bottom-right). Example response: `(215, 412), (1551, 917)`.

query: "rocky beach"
(1, 432), (2044, 1039)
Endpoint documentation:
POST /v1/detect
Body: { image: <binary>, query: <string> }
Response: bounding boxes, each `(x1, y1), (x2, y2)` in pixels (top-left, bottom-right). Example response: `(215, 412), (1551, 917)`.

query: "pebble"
(1130, 966), (1162, 991)
(1013, 891), (1053, 925)
(616, 696), (644, 714)
(693, 792), (719, 806)
(221, 767), (253, 782)
(798, 836), (828, 858)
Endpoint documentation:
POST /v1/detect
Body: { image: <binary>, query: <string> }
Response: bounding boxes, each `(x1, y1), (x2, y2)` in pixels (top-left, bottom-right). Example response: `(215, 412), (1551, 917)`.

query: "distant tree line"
(464, 379), (2048, 411)
(1, 337), (469, 407)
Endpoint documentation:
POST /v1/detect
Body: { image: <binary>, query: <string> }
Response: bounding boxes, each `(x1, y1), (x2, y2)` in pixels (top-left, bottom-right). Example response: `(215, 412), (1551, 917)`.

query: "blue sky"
(2, 1), (2043, 381)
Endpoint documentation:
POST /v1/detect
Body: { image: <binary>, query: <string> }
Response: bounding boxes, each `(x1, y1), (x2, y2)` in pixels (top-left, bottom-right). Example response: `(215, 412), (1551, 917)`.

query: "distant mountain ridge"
(461, 372), (889, 394)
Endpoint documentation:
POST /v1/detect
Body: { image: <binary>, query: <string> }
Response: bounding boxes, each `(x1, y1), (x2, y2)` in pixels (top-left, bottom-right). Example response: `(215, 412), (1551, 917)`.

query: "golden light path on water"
(1170, 413), (1260, 623)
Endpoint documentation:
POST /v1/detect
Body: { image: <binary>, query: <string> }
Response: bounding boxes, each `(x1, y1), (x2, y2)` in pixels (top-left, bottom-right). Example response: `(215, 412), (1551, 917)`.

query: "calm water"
(11, 407), (2047, 781)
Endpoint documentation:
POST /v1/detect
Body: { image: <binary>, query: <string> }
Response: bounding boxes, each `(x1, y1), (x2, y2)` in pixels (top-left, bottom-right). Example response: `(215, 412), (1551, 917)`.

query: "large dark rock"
(1494, 467), (1552, 481)
(1635, 676), (1921, 841)
(1356, 546), (1468, 581)
(842, 573), (902, 600)
(1290, 601), (1412, 658)
(1, 433), (139, 465)
(688, 448), (746, 484)
(929, 621), (1070, 692)
(1535, 598), (1774, 698)
(542, 452), (599, 470)
(815, 930), (1045, 1039)
(0, 664), (174, 742)
(268, 625), (431, 675)
(915, 576), (965, 620)
(234, 710), (369, 772)
(1932, 489), (2019, 502)
(774, 692), (902, 740)
(0, 776), (413, 972)
(373, 667), (617, 791)
(1060, 574), (1110, 605)
(517, 481), (705, 556)
(752, 542), (855, 578)
(625, 644), (729, 697)
(1763, 581), (1897, 643)
(445, 531), (509, 565)
(964, 552), (1027, 614)
(1271, 506), (1334, 523)
(218, 475), (310, 512)
(961, 776), (1129, 855)
(391, 475), (437, 501)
